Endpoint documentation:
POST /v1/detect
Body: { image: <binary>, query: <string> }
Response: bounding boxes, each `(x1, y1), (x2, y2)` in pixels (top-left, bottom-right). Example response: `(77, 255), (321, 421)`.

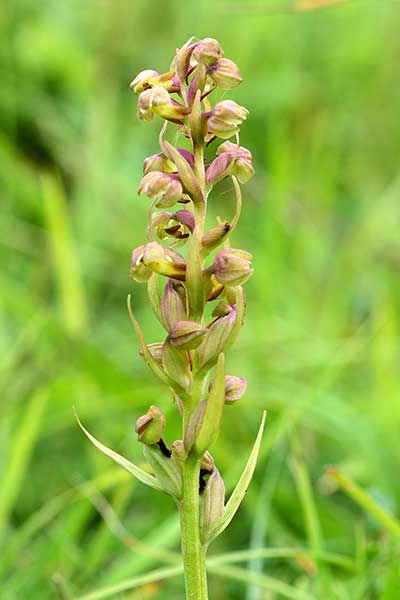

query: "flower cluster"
(79, 38), (263, 600)
(128, 37), (256, 545)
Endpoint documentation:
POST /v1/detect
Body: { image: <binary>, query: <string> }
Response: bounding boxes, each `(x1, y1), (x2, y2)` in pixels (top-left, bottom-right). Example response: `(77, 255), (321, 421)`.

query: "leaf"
(326, 467), (400, 540)
(208, 411), (266, 541)
(161, 139), (202, 203)
(72, 564), (183, 600)
(127, 295), (189, 401)
(143, 446), (182, 499)
(192, 353), (226, 456)
(147, 273), (163, 326)
(207, 564), (315, 600)
(75, 410), (163, 492)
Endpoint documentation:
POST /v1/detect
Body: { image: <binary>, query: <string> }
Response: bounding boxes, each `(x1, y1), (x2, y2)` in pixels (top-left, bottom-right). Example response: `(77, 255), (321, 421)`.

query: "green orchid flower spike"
(77, 37), (266, 600)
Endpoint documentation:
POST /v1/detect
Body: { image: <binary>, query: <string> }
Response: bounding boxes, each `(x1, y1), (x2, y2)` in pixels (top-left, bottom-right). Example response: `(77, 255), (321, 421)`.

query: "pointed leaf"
(161, 140), (203, 203)
(191, 353), (225, 456)
(143, 446), (182, 499)
(75, 410), (163, 492)
(208, 411), (266, 541)
(147, 274), (163, 326)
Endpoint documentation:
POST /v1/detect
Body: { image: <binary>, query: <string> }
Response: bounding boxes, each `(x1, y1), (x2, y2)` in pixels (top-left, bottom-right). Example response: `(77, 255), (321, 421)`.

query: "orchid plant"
(78, 37), (266, 600)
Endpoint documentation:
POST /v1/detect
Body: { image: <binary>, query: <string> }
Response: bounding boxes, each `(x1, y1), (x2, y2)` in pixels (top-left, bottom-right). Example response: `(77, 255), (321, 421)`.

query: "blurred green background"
(1, 0), (400, 598)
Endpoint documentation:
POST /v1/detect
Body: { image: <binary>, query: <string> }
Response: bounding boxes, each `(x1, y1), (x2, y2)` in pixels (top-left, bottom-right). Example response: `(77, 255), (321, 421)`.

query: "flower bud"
(200, 467), (225, 544)
(193, 38), (224, 66)
(215, 141), (255, 184)
(206, 100), (249, 140)
(198, 307), (236, 368)
(161, 280), (187, 331)
(206, 153), (235, 186)
(138, 171), (182, 208)
(207, 58), (242, 90)
(210, 374), (247, 404)
(138, 342), (164, 367)
(213, 248), (253, 286)
(144, 153), (176, 175)
(135, 405), (166, 445)
(167, 320), (207, 350)
(202, 222), (230, 249)
(137, 88), (188, 123)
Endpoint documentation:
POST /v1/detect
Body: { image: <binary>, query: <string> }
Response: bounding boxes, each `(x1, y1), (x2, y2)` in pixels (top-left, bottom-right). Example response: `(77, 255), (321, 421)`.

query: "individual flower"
(135, 405), (166, 445)
(207, 58), (242, 90)
(138, 171), (183, 208)
(151, 209), (195, 241)
(130, 69), (179, 94)
(130, 242), (186, 282)
(206, 141), (254, 185)
(192, 38), (224, 66)
(206, 100), (249, 139)
(161, 280), (188, 330)
(212, 248), (253, 286)
(167, 320), (207, 350)
(137, 87), (189, 123)
(209, 375), (247, 404)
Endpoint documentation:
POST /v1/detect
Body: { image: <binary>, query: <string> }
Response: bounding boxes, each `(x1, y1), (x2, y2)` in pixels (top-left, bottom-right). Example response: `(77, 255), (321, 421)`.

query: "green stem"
(181, 457), (208, 599)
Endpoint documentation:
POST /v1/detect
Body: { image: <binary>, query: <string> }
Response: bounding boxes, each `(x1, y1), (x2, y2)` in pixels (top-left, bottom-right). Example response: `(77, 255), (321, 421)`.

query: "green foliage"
(1, 0), (400, 598)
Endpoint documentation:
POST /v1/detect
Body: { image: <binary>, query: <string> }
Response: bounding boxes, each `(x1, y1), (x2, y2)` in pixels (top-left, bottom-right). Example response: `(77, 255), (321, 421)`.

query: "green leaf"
(161, 140), (202, 203)
(192, 353), (225, 456)
(143, 445), (182, 499)
(326, 467), (400, 540)
(72, 564), (183, 600)
(208, 411), (266, 542)
(75, 410), (163, 492)
(147, 273), (163, 326)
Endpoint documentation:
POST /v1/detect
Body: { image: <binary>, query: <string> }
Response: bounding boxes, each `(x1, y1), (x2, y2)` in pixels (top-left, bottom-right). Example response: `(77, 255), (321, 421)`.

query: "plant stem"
(181, 456), (208, 599)
(181, 115), (209, 599)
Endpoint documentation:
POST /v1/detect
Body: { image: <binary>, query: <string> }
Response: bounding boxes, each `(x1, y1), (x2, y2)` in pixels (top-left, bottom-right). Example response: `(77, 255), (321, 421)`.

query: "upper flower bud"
(207, 58), (242, 90)
(135, 405), (166, 445)
(138, 171), (182, 208)
(167, 320), (207, 350)
(192, 38), (224, 66)
(212, 248), (253, 286)
(137, 87), (189, 123)
(206, 100), (249, 140)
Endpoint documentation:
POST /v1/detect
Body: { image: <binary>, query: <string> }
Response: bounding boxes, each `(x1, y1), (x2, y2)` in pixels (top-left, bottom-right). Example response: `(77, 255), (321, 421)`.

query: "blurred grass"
(1, 0), (400, 598)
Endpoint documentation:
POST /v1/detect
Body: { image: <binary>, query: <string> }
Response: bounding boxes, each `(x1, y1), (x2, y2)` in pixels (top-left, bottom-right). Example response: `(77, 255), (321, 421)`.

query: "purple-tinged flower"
(130, 242), (186, 282)
(192, 38), (224, 66)
(138, 171), (183, 208)
(161, 280), (188, 331)
(130, 69), (179, 94)
(137, 87), (189, 123)
(135, 405), (166, 445)
(207, 58), (242, 90)
(207, 141), (254, 185)
(206, 100), (249, 139)
(212, 248), (253, 286)
(167, 320), (207, 350)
